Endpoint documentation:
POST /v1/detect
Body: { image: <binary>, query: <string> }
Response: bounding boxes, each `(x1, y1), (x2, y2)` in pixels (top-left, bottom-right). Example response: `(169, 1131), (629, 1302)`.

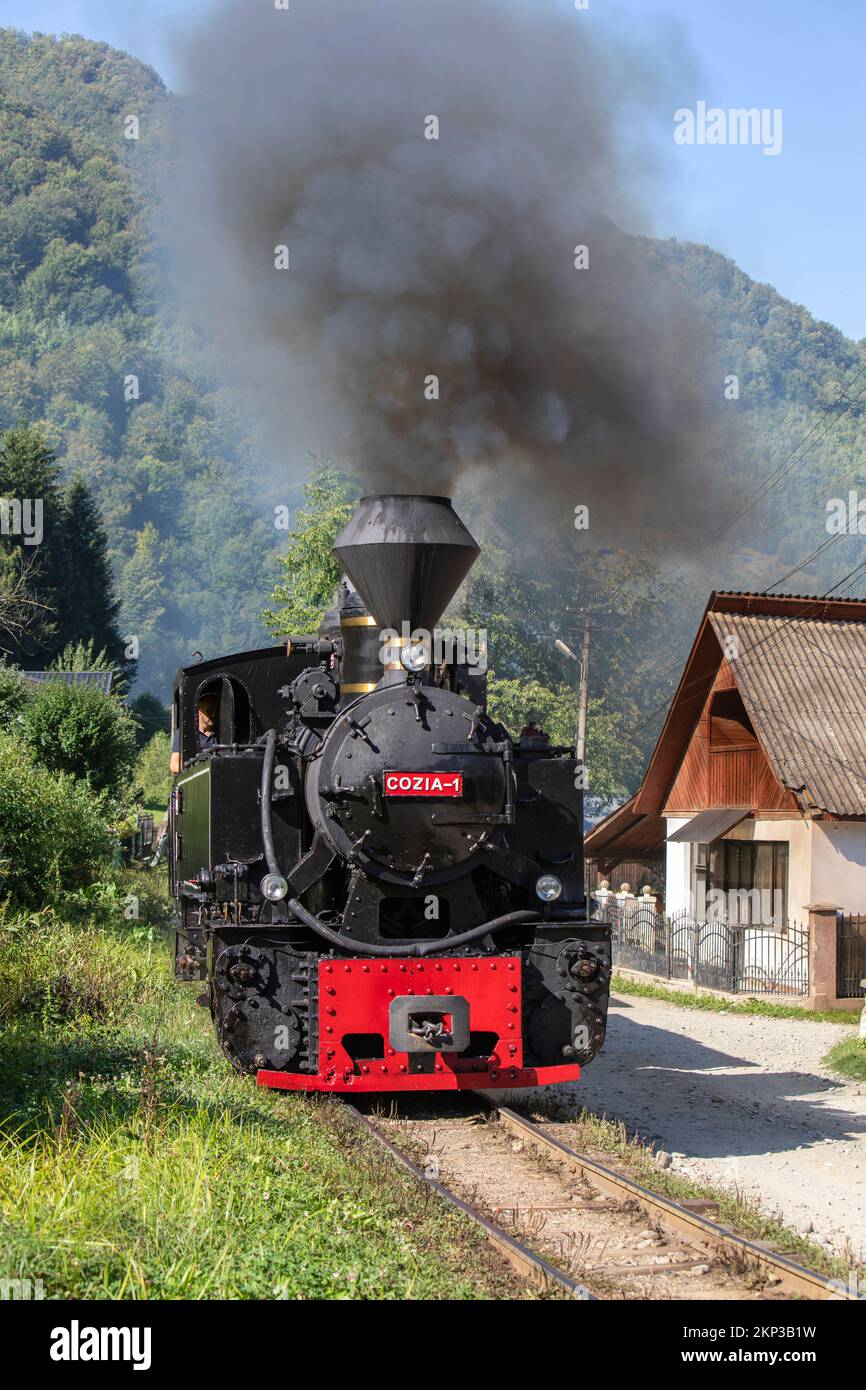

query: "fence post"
(806, 903), (839, 1011)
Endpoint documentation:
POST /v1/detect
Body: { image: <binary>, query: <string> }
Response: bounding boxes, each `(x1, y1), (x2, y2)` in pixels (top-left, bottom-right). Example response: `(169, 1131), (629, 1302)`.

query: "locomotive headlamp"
(260, 873), (289, 902)
(400, 642), (430, 672)
(535, 874), (562, 902)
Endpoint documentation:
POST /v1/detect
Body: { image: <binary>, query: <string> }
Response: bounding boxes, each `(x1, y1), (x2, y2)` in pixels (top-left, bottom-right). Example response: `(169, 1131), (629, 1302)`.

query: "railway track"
(342, 1096), (854, 1301)
(341, 1098), (591, 1297)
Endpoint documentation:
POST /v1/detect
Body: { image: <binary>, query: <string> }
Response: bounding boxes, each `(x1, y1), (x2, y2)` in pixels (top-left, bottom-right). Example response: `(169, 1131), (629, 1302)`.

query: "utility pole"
(554, 614), (592, 774)
(576, 615), (591, 767)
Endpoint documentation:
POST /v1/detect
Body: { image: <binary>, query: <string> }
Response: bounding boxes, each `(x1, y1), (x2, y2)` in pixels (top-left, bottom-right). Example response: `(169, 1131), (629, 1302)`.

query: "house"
(585, 590), (866, 929)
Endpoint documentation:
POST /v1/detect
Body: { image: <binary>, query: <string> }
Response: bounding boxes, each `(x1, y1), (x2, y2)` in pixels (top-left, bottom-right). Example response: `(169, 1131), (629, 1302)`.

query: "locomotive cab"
(169, 494), (610, 1092)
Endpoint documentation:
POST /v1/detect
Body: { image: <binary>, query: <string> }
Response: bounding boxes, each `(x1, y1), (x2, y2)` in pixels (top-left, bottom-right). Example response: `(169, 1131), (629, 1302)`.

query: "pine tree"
(54, 475), (128, 671)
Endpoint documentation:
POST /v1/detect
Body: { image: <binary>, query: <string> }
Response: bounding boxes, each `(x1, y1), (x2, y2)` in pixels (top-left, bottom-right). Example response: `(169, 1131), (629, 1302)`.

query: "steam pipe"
(259, 730), (281, 877)
(286, 896), (541, 958)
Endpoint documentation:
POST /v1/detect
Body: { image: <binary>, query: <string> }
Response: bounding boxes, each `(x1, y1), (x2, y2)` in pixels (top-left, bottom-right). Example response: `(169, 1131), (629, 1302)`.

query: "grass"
(530, 1098), (863, 1283)
(823, 1036), (866, 1081)
(612, 971), (860, 1025)
(0, 871), (527, 1300)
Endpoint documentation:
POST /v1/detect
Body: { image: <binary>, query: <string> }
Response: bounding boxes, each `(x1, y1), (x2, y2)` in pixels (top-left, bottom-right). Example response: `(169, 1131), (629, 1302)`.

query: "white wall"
(664, 817), (692, 914)
(811, 822), (866, 913)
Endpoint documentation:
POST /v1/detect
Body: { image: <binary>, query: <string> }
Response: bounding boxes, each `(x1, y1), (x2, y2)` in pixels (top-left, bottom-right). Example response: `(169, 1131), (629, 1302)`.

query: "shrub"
(133, 730), (171, 806)
(20, 679), (138, 795)
(0, 732), (115, 908)
(0, 664), (35, 728)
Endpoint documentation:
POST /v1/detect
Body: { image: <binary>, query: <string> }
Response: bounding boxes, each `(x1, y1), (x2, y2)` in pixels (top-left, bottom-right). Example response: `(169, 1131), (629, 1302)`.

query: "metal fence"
(596, 898), (810, 997)
(837, 914), (866, 998)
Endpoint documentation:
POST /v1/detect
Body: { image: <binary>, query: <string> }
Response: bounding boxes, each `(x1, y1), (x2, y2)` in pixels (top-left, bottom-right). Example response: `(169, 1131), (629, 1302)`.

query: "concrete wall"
(811, 821), (866, 914)
(663, 817), (692, 914)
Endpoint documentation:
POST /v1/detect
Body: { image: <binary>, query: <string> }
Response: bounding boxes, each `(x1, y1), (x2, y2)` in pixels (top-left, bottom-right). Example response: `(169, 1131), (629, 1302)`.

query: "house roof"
(24, 670), (114, 694)
(625, 589), (866, 823)
(706, 611), (866, 816)
(583, 792), (666, 862)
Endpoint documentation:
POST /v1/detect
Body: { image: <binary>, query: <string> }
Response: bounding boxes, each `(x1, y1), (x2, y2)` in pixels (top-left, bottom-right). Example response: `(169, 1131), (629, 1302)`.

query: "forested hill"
(0, 27), (864, 712)
(0, 29), (279, 695)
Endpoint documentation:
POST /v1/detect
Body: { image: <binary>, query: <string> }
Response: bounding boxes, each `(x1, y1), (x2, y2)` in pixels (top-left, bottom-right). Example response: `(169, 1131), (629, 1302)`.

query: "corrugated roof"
(713, 591), (866, 603)
(707, 612), (866, 816)
(24, 670), (114, 694)
(583, 793), (666, 859)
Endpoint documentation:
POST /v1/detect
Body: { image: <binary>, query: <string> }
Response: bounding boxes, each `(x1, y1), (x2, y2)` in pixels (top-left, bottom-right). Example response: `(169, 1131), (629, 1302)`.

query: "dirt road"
(522, 993), (866, 1263)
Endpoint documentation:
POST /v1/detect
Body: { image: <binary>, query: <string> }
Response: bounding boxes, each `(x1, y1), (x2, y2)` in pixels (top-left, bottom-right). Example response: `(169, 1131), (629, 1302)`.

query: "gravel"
(517, 992), (866, 1263)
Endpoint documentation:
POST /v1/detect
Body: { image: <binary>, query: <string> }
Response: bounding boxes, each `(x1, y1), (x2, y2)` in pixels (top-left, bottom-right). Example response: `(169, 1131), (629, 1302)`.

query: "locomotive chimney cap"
(333, 493), (479, 633)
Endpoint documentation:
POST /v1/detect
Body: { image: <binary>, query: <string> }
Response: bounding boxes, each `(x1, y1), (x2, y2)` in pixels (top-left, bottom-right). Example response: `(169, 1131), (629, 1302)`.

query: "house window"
(706, 840), (788, 925)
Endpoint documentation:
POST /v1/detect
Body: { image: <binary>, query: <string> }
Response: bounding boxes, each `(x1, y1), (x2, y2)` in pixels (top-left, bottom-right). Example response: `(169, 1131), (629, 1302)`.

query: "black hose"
(287, 896), (540, 958)
(259, 729), (281, 877)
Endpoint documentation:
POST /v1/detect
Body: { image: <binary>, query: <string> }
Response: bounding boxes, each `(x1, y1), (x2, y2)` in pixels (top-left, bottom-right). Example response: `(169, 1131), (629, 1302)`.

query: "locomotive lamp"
(260, 872), (289, 902)
(400, 641), (430, 672)
(535, 874), (563, 902)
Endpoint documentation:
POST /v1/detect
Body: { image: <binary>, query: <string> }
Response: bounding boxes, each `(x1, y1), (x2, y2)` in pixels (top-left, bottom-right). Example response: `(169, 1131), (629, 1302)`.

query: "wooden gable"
(664, 659), (798, 814)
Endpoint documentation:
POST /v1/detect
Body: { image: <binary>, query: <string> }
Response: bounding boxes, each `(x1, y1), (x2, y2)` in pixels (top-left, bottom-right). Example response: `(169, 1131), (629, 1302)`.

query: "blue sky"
(3, 0), (864, 340)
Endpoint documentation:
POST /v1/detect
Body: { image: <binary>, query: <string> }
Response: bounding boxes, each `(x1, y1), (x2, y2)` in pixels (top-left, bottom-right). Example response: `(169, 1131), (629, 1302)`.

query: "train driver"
(169, 691), (219, 775)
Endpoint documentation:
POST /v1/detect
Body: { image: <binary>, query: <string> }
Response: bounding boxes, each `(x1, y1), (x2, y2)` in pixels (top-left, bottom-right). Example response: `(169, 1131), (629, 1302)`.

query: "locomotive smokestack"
(333, 494), (479, 633)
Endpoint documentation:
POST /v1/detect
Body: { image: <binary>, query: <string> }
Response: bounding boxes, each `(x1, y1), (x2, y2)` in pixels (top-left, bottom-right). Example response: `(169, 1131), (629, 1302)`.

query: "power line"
(665, 361), (866, 585)
(638, 566), (866, 734)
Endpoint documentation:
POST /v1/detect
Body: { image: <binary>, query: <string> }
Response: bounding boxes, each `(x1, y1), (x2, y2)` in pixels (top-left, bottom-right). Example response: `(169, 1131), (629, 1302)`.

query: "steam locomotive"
(168, 494), (610, 1092)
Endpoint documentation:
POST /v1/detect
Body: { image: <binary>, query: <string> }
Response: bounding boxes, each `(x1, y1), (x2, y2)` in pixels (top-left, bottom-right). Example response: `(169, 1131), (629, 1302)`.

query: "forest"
(1, 28), (865, 807)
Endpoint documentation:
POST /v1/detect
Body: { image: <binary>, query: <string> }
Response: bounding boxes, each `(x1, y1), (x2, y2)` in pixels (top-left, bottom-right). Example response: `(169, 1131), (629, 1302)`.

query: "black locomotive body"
(169, 495), (610, 1092)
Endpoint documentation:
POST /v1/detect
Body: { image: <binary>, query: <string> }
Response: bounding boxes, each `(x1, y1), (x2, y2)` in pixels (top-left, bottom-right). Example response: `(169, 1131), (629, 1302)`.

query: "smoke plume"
(165, 0), (727, 535)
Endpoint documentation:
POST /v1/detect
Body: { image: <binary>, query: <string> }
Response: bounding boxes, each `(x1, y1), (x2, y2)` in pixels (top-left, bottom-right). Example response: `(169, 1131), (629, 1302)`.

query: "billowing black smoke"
(164, 0), (727, 533)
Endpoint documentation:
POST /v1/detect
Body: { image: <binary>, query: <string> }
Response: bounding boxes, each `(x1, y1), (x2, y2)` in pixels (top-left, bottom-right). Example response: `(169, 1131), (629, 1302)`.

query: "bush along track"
(0, 872), (531, 1300)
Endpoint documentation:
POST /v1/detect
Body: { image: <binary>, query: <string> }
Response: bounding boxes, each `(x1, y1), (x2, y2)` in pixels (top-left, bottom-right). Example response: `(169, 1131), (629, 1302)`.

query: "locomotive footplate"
(256, 955), (582, 1093)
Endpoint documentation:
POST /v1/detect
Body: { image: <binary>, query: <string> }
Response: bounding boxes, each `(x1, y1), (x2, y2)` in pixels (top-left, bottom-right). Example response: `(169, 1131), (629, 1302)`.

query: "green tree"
(0, 729), (114, 907)
(118, 521), (167, 639)
(133, 729), (171, 805)
(486, 677), (637, 809)
(129, 690), (169, 748)
(20, 679), (138, 796)
(262, 463), (357, 636)
(50, 638), (128, 697)
(53, 475), (128, 672)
